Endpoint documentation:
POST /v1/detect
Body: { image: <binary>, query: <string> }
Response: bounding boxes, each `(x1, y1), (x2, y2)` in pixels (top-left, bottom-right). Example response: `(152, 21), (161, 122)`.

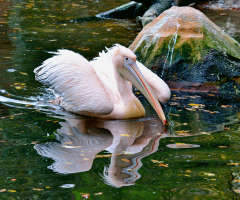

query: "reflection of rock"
(130, 6), (240, 98)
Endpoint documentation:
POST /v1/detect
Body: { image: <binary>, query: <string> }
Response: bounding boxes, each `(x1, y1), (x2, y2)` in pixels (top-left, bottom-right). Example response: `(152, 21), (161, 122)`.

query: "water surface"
(0, 1), (240, 199)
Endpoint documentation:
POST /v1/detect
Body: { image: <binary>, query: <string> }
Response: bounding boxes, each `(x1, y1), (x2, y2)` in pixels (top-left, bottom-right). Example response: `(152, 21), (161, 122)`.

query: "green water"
(1, 0), (240, 199)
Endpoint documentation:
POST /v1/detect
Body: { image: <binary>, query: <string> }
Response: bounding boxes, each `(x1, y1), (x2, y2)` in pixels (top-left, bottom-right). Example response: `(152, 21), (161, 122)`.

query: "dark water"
(1, 0), (240, 199)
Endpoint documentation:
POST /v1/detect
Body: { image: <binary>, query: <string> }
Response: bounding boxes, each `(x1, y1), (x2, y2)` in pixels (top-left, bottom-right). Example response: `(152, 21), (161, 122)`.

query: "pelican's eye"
(124, 57), (134, 66)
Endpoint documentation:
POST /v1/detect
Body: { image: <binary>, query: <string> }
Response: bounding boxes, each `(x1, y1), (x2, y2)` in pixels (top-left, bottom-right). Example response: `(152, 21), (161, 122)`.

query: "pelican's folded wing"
(34, 50), (114, 115)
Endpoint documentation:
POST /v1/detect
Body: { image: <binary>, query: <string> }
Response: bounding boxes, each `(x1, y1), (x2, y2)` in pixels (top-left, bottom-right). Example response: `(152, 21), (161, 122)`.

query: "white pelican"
(34, 44), (170, 123)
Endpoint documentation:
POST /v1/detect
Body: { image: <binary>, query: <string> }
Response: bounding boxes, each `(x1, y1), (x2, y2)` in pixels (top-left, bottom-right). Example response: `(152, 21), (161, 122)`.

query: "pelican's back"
(34, 50), (114, 116)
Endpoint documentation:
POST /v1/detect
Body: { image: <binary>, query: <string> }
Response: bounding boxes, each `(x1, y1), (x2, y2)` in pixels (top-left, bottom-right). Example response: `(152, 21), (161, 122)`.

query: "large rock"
(130, 6), (240, 99)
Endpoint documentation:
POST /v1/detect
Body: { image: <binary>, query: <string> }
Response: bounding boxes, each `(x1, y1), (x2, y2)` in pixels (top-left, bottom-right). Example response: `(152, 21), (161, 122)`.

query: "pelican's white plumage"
(34, 44), (171, 123)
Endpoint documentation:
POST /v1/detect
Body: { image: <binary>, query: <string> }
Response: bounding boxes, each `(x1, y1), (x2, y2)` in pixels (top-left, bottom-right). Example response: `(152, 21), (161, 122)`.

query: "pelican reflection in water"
(34, 44), (171, 123)
(34, 117), (167, 187)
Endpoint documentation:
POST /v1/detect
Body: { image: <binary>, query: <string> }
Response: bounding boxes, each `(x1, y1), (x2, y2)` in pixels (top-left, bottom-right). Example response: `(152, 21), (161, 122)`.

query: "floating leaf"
(151, 159), (163, 164)
(19, 72), (28, 75)
(83, 158), (89, 161)
(8, 190), (17, 192)
(203, 172), (215, 176)
(0, 189), (6, 192)
(227, 163), (239, 166)
(82, 193), (90, 199)
(158, 163), (169, 167)
(120, 134), (130, 137)
(169, 113), (180, 116)
(221, 105), (232, 108)
(122, 158), (130, 162)
(94, 192), (103, 195)
(95, 154), (112, 158)
(33, 188), (44, 191)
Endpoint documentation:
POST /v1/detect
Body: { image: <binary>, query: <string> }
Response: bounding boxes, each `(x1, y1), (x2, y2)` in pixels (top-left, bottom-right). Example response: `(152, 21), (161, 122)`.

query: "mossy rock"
(130, 6), (240, 99)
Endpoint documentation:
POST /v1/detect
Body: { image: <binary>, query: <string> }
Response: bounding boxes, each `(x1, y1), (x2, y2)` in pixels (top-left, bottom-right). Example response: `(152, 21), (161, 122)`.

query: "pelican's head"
(114, 46), (167, 124)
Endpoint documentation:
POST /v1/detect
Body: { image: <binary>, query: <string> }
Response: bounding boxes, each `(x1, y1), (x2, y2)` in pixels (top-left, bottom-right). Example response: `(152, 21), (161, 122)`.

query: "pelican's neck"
(92, 58), (145, 119)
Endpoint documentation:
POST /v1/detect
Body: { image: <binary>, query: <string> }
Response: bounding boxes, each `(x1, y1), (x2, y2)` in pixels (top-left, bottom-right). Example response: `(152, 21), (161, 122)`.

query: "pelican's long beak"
(118, 61), (167, 124)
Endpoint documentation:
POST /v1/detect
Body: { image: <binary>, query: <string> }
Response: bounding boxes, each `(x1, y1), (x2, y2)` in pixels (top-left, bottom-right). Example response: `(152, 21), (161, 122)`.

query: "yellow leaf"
(120, 134), (130, 137)
(203, 172), (215, 176)
(95, 154), (112, 158)
(25, 104), (32, 107)
(169, 113), (180, 116)
(219, 146), (228, 148)
(158, 163), (169, 167)
(45, 186), (51, 188)
(227, 163), (239, 166)
(185, 175), (191, 177)
(8, 190), (17, 192)
(94, 192), (103, 195)
(151, 159), (163, 164)
(83, 158), (89, 161)
(175, 131), (189, 133)
(33, 188), (44, 191)
(122, 158), (130, 162)
(19, 72), (28, 75)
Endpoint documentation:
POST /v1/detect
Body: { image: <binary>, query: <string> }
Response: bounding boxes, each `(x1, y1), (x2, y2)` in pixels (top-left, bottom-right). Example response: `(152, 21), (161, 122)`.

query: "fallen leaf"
(158, 163), (169, 167)
(175, 131), (189, 133)
(83, 158), (89, 161)
(169, 113), (180, 116)
(8, 190), (17, 192)
(94, 192), (103, 195)
(120, 134), (130, 137)
(19, 72), (28, 75)
(218, 146), (228, 148)
(11, 179), (17, 181)
(227, 163), (239, 166)
(0, 189), (6, 192)
(122, 158), (130, 162)
(95, 154), (112, 158)
(82, 193), (90, 199)
(203, 172), (215, 176)
(33, 188), (44, 191)
(221, 105), (232, 108)
(151, 159), (164, 164)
